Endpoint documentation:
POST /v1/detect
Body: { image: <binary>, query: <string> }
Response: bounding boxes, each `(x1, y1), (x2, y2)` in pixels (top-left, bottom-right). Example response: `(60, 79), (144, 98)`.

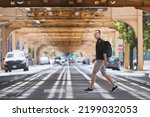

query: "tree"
(28, 44), (34, 54)
(113, 20), (137, 69)
(143, 13), (150, 50)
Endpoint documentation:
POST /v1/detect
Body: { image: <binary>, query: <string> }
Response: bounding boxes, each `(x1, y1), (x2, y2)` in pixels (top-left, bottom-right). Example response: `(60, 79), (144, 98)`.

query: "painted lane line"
(130, 82), (150, 92)
(47, 66), (66, 98)
(65, 65), (73, 98)
(0, 74), (43, 98)
(1, 82), (8, 85)
(73, 65), (115, 99)
(117, 82), (146, 100)
(17, 66), (61, 99)
(58, 67), (67, 98)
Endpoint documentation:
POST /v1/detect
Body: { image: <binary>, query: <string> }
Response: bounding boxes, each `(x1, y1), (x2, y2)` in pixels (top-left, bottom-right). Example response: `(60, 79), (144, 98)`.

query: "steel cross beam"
(0, 0), (149, 7)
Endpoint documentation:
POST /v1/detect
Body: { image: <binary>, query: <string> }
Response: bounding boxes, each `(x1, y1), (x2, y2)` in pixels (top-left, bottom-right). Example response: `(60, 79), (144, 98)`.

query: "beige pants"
(93, 60), (106, 73)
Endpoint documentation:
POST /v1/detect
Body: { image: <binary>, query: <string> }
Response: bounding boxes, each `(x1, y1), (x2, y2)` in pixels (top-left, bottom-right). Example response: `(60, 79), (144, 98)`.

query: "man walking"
(84, 30), (118, 92)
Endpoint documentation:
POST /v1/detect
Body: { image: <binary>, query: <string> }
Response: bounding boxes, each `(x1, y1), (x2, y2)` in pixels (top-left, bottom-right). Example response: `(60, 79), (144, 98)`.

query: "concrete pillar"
(107, 31), (118, 57)
(124, 42), (129, 69)
(80, 31), (95, 62)
(111, 7), (144, 70)
(1, 27), (19, 69)
(114, 31), (119, 57)
(34, 45), (38, 65)
(15, 32), (28, 50)
(137, 10), (143, 70)
(82, 41), (95, 61)
(1, 26), (8, 69)
(12, 31), (16, 50)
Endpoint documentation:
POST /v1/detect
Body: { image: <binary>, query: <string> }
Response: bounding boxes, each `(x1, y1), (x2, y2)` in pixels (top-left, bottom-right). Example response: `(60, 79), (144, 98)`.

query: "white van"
(4, 50), (29, 72)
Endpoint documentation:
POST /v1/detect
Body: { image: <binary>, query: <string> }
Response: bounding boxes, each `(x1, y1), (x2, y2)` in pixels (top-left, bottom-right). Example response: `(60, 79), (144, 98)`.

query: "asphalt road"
(0, 64), (150, 100)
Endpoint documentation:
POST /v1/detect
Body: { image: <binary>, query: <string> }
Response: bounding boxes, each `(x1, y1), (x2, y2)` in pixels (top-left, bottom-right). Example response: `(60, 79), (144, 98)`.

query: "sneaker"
(111, 85), (118, 92)
(84, 87), (93, 91)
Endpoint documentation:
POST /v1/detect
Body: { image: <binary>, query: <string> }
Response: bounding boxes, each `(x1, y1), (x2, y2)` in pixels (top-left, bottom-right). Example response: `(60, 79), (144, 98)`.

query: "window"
(6, 53), (14, 58)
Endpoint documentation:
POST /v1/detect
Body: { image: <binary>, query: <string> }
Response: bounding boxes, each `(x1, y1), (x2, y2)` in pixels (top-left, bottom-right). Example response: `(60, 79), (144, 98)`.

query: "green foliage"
(113, 20), (137, 48)
(143, 13), (150, 50)
(113, 20), (137, 69)
(113, 14), (150, 51)
(28, 45), (34, 53)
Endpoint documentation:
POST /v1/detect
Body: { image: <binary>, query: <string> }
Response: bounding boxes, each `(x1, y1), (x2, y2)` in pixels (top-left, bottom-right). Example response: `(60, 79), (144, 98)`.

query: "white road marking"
(1, 82), (8, 85)
(47, 66), (66, 98)
(47, 65), (73, 99)
(17, 66), (61, 99)
(65, 65), (73, 98)
(111, 74), (150, 98)
(73, 65), (115, 99)
(58, 68), (67, 98)
(0, 74), (42, 98)
(117, 82), (146, 99)
(130, 82), (150, 92)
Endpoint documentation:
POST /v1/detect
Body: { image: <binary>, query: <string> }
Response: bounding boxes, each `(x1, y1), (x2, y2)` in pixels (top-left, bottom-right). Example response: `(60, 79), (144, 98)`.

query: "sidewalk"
(111, 64), (150, 79)
(0, 65), (52, 76)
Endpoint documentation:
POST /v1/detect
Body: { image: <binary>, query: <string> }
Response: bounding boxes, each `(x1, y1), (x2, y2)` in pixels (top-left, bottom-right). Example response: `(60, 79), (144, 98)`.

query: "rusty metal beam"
(0, 0), (150, 7)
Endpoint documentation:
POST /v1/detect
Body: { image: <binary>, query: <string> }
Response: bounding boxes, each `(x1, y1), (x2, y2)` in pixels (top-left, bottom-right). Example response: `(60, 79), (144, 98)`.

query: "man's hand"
(104, 61), (108, 67)
(92, 58), (96, 63)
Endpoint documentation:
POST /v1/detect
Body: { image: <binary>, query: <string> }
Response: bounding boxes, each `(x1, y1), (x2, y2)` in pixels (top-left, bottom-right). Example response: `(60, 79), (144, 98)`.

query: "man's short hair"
(95, 30), (101, 34)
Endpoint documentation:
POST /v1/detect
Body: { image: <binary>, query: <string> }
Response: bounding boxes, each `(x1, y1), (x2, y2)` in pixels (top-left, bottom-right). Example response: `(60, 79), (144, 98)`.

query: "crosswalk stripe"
(73, 65), (115, 99)
(130, 82), (150, 92)
(17, 66), (61, 99)
(24, 74), (39, 81)
(111, 74), (150, 97)
(75, 65), (150, 100)
(0, 82), (8, 86)
(0, 74), (42, 98)
(47, 66), (66, 98)
(0, 65), (60, 99)
(0, 64), (149, 100)
(117, 82), (146, 99)
(66, 65), (73, 98)
(46, 65), (73, 99)
(58, 67), (67, 98)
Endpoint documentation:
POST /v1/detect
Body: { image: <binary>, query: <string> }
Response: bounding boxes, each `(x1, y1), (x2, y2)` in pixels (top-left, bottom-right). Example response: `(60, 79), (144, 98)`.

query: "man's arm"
(92, 58), (96, 63)
(103, 53), (108, 66)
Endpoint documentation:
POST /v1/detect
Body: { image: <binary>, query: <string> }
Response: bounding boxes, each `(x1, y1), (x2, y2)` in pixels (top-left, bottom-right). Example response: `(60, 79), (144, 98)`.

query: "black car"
(107, 56), (120, 70)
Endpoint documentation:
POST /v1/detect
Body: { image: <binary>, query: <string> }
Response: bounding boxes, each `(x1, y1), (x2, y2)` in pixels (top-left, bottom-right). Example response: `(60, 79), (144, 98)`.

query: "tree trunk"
(136, 45), (138, 70)
(129, 46), (134, 69)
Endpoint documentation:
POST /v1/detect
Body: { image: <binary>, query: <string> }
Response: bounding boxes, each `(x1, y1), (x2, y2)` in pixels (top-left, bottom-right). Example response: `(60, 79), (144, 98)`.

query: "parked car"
(4, 50), (29, 72)
(76, 57), (83, 63)
(39, 56), (50, 65)
(54, 57), (61, 64)
(68, 57), (76, 64)
(54, 56), (67, 65)
(60, 57), (66, 64)
(133, 58), (137, 70)
(49, 58), (55, 65)
(107, 56), (120, 70)
(82, 58), (90, 65)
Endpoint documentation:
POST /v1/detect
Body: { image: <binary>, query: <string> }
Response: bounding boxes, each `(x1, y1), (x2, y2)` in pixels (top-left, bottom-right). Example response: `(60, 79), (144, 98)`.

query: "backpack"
(103, 41), (112, 58)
